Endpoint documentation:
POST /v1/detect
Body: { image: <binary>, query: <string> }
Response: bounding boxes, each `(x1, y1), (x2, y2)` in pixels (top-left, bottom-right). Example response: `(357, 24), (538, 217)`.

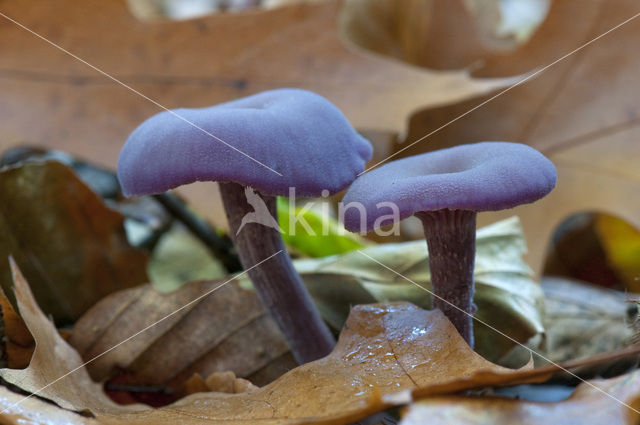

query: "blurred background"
(3, 0), (637, 287)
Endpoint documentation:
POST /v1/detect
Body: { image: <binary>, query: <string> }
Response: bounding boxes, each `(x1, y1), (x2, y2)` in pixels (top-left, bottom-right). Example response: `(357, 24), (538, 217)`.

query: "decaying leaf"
(148, 223), (228, 293)
(144, 217), (539, 368)
(180, 371), (259, 396)
(536, 277), (639, 378)
(0, 161), (148, 323)
(5, 259), (640, 424)
(358, 0), (640, 278)
(69, 276), (292, 387)
(0, 0), (517, 227)
(401, 370), (640, 425)
(0, 387), (95, 425)
(293, 216), (544, 362)
(0, 286), (33, 369)
(0, 258), (143, 415)
(595, 214), (640, 291)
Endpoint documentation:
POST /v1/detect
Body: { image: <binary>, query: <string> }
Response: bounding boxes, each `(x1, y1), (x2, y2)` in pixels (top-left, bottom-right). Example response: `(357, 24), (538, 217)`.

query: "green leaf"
(277, 196), (366, 257)
(293, 216), (544, 362)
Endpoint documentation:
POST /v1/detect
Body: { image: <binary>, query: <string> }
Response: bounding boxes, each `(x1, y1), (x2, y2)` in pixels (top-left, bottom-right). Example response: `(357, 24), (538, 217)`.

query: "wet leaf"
(294, 216), (544, 362)
(277, 197), (366, 258)
(401, 370), (640, 425)
(0, 162), (148, 323)
(0, 0), (516, 225)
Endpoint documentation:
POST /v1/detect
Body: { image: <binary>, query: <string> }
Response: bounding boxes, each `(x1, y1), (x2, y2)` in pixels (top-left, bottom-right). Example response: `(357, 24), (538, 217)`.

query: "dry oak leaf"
(0, 161), (148, 323)
(0, 257), (144, 415)
(0, 0), (515, 226)
(354, 0), (640, 278)
(401, 370), (640, 425)
(69, 278), (293, 388)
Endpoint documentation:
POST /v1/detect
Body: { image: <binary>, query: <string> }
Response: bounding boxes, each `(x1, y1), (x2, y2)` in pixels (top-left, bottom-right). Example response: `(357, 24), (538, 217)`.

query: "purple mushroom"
(342, 142), (556, 347)
(117, 89), (372, 363)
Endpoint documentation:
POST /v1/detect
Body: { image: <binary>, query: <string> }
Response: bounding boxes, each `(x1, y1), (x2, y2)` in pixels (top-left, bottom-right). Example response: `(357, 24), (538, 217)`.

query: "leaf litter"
(2, 258), (640, 424)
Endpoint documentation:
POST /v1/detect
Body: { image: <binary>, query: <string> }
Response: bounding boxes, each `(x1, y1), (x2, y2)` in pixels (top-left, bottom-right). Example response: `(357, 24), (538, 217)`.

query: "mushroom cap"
(117, 89), (372, 197)
(342, 142), (557, 232)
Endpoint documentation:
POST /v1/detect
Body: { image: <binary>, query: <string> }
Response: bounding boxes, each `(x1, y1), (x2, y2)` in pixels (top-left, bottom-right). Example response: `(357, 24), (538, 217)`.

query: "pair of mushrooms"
(118, 89), (556, 362)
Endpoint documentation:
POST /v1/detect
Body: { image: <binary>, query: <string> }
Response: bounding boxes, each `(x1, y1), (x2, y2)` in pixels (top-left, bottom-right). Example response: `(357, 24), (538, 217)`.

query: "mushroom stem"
(415, 209), (477, 347)
(219, 181), (335, 364)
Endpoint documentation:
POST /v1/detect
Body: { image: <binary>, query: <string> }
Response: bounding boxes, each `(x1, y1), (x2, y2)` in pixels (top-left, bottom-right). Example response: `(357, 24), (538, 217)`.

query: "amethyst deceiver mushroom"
(342, 142), (556, 347)
(117, 89), (372, 363)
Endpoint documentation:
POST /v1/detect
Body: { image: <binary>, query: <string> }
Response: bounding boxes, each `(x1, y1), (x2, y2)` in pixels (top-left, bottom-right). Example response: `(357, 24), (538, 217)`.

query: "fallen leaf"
(595, 214), (640, 291)
(0, 286), (33, 369)
(5, 259), (640, 424)
(362, 0), (640, 278)
(543, 213), (622, 289)
(93, 301), (536, 424)
(202, 371), (258, 394)
(0, 0), (515, 226)
(294, 216), (545, 362)
(536, 276), (639, 378)
(0, 161), (148, 323)
(98, 219), (541, 387)
(0, 258), (514, 424)
(69, 277), (292, 388)
(0, 386), (96, 425)
(147, 223), (228, 293)
(0, 257), (143, 415)
(401, 370), (640, 425)
(149, 214), (542, 362)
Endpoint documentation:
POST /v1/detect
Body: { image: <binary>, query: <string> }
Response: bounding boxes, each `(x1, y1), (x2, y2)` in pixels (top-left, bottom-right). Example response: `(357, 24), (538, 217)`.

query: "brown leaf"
(0, 285), (33, 369)
(4, 261), (640, 424)
(69, 278), (293, 388)
(0, 386), (96, 425)
(369, 0), (640, 278)
(0, 0), (514, 225)
(401, 370), (640, 425)
(94, 302), (526, 425)
(0, 258), (143, 415)
(176, 371), (258, 397)
(203, 371), (258, 394)
(0, 161), (148, 323)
